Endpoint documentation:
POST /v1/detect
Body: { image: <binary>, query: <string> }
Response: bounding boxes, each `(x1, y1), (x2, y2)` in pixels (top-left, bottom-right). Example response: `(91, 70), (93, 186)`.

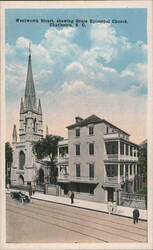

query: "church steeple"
(19, 45), (43, 142)
(24, 43), (36, 111)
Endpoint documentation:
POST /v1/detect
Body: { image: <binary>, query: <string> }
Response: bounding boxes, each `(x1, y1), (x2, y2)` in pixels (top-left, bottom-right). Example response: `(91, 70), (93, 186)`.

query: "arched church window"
(33, 118), (36, 132)
(19, 151), (25, 170)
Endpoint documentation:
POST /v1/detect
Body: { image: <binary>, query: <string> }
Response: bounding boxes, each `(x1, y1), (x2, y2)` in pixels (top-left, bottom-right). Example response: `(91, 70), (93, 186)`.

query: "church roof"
(24, 49), (37, 110)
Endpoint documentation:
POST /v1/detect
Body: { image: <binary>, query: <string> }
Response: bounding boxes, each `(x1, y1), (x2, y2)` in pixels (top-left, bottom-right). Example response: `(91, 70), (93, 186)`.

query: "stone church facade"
(11, 49), (45, 186)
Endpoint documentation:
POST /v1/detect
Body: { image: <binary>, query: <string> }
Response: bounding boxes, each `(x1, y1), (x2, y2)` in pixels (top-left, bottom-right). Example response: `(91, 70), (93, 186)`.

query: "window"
(120, 142), (124, 155)
(89, 185), (94, 195)
(19, 151), (25, 170)
(89, 143), (94, 155)
(125, 165), (128, 176)
(59, 146), (68, 157)
(76, 144), (80, 155)
(89, 164), (94, 178)
(105, 141), (118, 154)
(130, 164), (132, 175)
(137, 165), (140, 175)
(134, 165), (136, 174)
(130, 146), (133, 156)
(76, 129), (80, 137)
(76, 164), (80, 177)
(126, 144), (129, 155)
(134, 148), (137, 157)
(106, 164), (118, 177)
(120, 164), (124, 175)
(33, 118), (36, 132)
(89, 127), (94, 135)
(106, 126), (109, 134)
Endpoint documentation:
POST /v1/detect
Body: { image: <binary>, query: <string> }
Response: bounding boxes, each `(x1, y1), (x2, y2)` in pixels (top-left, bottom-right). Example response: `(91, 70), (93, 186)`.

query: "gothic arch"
(18, 175), (24, 185)
(38, 168), (44, 184)
(19, 151), (25, 170)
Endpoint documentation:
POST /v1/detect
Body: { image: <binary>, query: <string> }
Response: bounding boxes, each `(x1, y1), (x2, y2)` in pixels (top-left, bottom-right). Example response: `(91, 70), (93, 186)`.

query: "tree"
(32, 135), (63, 184)
(5, 142), (13, 184)
(138, 141), (147, 186)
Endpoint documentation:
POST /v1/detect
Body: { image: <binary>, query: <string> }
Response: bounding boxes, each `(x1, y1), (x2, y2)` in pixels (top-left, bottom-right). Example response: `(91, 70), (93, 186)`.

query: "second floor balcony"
(57, 174), (99, 184)
(57, 174), (70, 183)
(58, 154), (69, 163)
(104, 154), (138, 162)
(69, 176), (99, 184)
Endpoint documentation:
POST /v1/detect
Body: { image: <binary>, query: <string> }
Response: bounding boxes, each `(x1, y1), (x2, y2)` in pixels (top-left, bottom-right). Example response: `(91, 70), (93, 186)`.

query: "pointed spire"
(38, 99), (42, 114)
(24, 43), (36, 110)
(29, 42), (31, 57)
(20, 97), (24, 113)
(12, 124), (17, 143)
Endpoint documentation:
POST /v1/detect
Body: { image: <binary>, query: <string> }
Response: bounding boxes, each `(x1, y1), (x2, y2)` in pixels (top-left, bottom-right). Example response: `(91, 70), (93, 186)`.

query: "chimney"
(75, 116), (83, 123)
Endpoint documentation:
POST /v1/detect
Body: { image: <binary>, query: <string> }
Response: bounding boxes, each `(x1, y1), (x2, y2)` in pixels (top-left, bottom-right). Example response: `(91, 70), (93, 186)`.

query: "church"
(11, 48), (46, 186)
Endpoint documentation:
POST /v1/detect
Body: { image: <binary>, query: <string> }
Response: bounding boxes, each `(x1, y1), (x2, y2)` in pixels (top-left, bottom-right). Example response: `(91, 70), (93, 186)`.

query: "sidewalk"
(7, 189), (147, 221)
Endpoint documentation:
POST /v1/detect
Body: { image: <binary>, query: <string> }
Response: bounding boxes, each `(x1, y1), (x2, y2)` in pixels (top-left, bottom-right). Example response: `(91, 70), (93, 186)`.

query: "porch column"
(128, 164), (130, 179)
(118, 164), (120, 184)
(104, 164), (106, 183)
(123, 164), (125, 181)
(135, 164), (137, 175)
(118, 140), (120, 161)
(124, 143), (126, 160)
(58, 165), (60, 177)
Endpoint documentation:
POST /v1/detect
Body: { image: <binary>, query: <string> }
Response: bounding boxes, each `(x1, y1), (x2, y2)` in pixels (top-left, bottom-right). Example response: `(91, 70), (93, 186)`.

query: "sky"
(5, 8), (147, 144)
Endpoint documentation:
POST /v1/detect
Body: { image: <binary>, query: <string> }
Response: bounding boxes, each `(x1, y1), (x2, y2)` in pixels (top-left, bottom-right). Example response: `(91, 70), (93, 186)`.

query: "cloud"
(6, 64), (26, 91)
(102, 66), (117, 73)
(120, 70), (134, 77)
(120, 63), (147, 94)
(5, 23), (147, 143)
(40, 82), (146, 144)
(61, 80), (93, 94)
(45, 27), (76, 39)
(65, 62), (85, 73)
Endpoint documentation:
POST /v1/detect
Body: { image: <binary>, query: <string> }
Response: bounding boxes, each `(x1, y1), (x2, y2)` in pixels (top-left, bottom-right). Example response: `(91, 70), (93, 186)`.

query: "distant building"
(11, 49), (48, 186)
(57, 115), (143, 204)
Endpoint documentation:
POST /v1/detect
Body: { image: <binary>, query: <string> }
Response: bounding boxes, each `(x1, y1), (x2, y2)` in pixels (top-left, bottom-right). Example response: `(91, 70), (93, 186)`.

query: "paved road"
(6, 195), (147, 243)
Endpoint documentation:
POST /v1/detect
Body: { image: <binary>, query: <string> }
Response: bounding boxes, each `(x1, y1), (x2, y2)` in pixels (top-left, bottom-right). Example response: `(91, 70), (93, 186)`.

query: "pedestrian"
(7, 183), (10, 192)
(112, 201), (117, 213)
(32, 185), (36, 196)
(70, 191), (74, 204)
(107, 201), (113, 215)
(133, 207), (140, 224)
(29, 185), (33, 203)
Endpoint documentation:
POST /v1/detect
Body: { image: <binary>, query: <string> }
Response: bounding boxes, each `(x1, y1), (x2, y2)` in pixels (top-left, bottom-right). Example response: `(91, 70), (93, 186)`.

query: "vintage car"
(10, 191), (30, 203)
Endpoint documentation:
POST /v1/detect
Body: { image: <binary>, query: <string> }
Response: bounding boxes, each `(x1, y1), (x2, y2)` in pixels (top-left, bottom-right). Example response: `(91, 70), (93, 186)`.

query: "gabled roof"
(67, 115), (102, 129)
(67, 114), (130, 136)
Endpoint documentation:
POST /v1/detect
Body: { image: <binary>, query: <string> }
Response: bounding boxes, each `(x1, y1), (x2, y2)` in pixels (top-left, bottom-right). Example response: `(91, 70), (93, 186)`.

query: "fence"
(120, 193), (147, 210)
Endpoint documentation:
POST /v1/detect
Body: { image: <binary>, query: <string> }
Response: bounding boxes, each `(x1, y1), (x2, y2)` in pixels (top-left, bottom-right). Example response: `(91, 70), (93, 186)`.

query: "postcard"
(0, 1), (153, 250)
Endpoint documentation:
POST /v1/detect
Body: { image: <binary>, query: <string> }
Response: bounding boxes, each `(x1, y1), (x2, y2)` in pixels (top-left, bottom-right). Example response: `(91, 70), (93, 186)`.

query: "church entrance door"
(38, 168), (44, 184)
(18, 175), (24, 185)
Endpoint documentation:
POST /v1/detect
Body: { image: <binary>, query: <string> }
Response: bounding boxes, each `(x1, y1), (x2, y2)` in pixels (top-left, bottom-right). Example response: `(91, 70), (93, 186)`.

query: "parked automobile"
(10, 191), (30, 203)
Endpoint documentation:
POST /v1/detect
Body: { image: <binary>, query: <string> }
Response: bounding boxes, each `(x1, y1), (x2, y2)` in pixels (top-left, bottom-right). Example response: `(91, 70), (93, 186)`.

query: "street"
(6, 195), (147, 243)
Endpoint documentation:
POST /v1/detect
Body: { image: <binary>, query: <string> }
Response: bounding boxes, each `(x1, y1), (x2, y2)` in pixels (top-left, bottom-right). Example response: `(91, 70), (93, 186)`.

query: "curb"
(6, 191), (147, 222)
(32, 196), (147, 222)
